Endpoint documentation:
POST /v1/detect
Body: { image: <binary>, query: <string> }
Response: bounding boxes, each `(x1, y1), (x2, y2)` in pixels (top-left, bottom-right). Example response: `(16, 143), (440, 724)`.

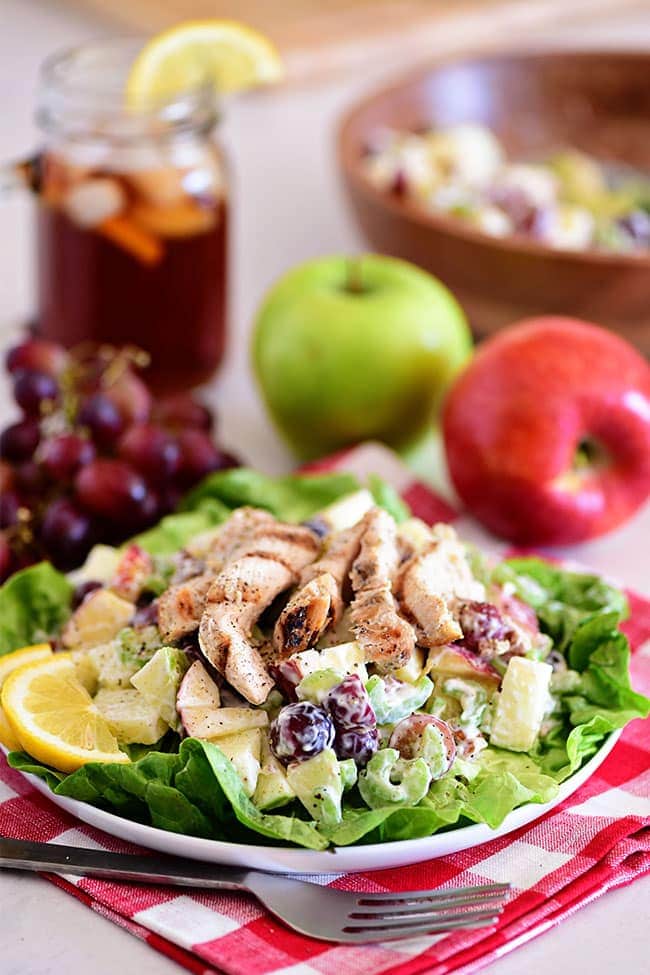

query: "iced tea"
(36, 146), (227, 393)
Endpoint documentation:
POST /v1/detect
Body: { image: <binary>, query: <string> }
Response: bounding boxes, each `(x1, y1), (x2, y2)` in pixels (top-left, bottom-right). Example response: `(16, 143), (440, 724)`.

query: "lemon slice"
(0, 644), (53, 751)
(1, 654), (128, 773)
(126, 20), (283, 107)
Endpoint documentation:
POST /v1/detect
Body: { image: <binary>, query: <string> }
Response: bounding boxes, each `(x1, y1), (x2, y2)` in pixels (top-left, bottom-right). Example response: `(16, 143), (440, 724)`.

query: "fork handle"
(0, 836), (251, 890)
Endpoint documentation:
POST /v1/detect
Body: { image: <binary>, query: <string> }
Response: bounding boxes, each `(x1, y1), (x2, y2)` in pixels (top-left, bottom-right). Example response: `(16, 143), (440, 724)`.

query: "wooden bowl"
(337, 51), (650, 354)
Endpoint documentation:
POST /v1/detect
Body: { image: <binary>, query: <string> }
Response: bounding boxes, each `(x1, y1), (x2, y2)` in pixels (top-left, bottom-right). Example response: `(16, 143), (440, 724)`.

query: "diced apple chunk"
(110, 544), (154, 602)
(177, 660), (221, 710)
(394, 647), (426, 684)
(181, 706), (268, 740)
(85, 640), (140, 690)
(427, 645), (501, 692)
(131, 647), (189, 729)
(216, 728), (262, 796)
(489, 657), (552, 752)
(94, 688), (167, 744)
(253, 735), (295, 810)
(313, 489), (374, 533)
(71, 544), (121, 585)
(61, 590), (133, 650)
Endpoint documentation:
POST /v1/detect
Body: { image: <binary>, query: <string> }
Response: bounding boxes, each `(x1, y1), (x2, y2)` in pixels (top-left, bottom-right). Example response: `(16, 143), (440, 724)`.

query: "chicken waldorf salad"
(0, 470), (647, 850)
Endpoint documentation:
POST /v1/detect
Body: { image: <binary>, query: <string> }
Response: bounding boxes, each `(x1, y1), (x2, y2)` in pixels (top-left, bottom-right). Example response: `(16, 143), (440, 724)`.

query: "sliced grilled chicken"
(349, 508), (416, 671)
(206, 506), (277, 572)
(198, 523), (320, 704)
(396, 522), (485, 647)
(158, 572), (215, 642)
(299, 520), (365, 624)
(272, 572), (338, 657)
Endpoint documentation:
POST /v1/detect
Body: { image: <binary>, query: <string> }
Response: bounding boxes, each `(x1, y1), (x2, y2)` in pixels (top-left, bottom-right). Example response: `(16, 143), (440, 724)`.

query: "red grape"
(0, 420), (41, 462)
(104, 368), (152, 425)
(71, 579), (102, 609)
(0, 460), (13, 494)
(75, 459), (149, 523)
(14, 460), (47, 497)
(0, 491), (21, 529)
(389, 714), (456, 777)
(41, 497), (96, 571)
(118, 423), (180, 482)
(176, 429), (235, 487)
(6, 339), (68, 377)
(13, 369), (59, 416)
(326, 674), (376, 730)
(270, 702), (335, 765)
(77, 393), (125, 448)
(153, 393), (214, 433)
(0, 533), (12, 582)
(335, 726), (379, 766)
(40, 434), (96, 482)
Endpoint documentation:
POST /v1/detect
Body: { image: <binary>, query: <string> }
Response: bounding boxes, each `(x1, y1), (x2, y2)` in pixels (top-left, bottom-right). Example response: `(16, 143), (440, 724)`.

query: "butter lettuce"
(0, 562), (73, 656)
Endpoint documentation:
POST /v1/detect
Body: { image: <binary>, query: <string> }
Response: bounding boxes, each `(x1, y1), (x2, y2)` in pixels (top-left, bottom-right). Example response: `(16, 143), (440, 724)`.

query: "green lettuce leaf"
(9, 739), (328, 850)
(494, 557), (628, 651)
(0, 562), (73, 656)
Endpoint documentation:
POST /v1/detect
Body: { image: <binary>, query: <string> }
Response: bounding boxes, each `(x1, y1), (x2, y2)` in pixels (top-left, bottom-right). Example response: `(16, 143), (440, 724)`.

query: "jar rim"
(38, 37), (219, 137)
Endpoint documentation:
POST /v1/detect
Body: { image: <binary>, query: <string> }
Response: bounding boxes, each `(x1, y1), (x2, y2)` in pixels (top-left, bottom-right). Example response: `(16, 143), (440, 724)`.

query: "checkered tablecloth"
(1, 442), (649, 975)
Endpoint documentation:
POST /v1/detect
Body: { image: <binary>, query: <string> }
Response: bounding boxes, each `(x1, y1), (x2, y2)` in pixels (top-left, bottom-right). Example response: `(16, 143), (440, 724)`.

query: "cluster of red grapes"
(0, 338), (238, 581)
(269, 675), (379, 768)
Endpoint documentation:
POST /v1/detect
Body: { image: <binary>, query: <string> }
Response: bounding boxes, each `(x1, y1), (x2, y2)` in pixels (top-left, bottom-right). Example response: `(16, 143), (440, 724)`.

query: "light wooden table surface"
(1, 2), (649, 974)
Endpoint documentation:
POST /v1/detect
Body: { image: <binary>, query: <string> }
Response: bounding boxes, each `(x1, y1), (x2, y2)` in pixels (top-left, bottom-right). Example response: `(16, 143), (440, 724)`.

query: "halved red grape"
(153, 393), (214, 433)
(118, 423), (180, 482)
(389, 714), (456, 777)
(13, 369), (59, 416)
(334, 726), (379, 767)
(75, 459), (149, 523)
(71, 579), (102, 609)
(326, 674), (376, 730)
(6, 339), (68, 377)
(41, 497), (96, 571)
(269, 701), (335, 765)
(40, 434), (96, 482)
(77, 393), (125, 448)
(0, 420), (41, 462)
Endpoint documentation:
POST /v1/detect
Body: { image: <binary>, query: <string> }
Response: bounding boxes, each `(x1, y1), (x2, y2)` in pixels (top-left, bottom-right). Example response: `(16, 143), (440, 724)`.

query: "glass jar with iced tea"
(32, 40), (227, 393)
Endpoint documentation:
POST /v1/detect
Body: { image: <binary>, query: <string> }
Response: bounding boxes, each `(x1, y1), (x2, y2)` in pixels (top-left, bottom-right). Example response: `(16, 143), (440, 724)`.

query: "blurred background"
(2, 2), (649, 474)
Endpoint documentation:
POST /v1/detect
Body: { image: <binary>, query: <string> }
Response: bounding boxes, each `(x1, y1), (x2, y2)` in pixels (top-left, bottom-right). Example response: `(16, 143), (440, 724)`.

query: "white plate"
(11, 731), (620, 875)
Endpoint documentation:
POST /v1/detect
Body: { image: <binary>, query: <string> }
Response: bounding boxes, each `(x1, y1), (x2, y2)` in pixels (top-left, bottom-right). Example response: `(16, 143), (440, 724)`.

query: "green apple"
(252, 255), (472, 459)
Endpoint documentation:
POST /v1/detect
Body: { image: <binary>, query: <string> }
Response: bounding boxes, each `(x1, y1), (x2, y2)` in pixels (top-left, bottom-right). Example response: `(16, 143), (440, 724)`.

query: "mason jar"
(33, 39), (228, 393)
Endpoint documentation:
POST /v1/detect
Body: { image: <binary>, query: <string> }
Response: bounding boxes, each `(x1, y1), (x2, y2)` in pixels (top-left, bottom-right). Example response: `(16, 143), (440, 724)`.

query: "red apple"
(427, 645), (501, 690)
(443, 317), (650, 545)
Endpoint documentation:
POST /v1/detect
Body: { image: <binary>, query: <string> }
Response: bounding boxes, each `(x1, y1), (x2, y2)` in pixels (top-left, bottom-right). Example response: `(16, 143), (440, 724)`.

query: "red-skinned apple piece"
(427, 645), (501, 690)
(443, 317), (650, 545)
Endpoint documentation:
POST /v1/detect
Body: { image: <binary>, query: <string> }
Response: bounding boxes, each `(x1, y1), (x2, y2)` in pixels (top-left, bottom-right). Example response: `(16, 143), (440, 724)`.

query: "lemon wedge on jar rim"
(126, 19), (284, 108)
(0, 643), (54, 752)
(1, 653), (128, 773)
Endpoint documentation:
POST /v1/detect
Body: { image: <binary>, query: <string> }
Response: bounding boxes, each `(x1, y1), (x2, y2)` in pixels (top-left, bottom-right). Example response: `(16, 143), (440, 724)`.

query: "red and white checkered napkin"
(2, 442), (649, 975)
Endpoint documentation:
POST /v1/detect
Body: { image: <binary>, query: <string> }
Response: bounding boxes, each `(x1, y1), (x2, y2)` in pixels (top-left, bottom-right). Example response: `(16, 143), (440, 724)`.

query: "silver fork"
(0, 836), (509, 943)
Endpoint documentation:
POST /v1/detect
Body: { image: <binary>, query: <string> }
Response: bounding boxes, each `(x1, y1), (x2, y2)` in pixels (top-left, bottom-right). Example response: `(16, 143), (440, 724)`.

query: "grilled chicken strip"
(273, 572), (338, 657)
(158, 511), (319, 644)
(206, 506), (277, 572)
(299, 521), (365, 623)
(199, 522), (320, 704)
(158, 572), (215, 643)
(349, 508), (416, 671)
(396, 523), (485, 647)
